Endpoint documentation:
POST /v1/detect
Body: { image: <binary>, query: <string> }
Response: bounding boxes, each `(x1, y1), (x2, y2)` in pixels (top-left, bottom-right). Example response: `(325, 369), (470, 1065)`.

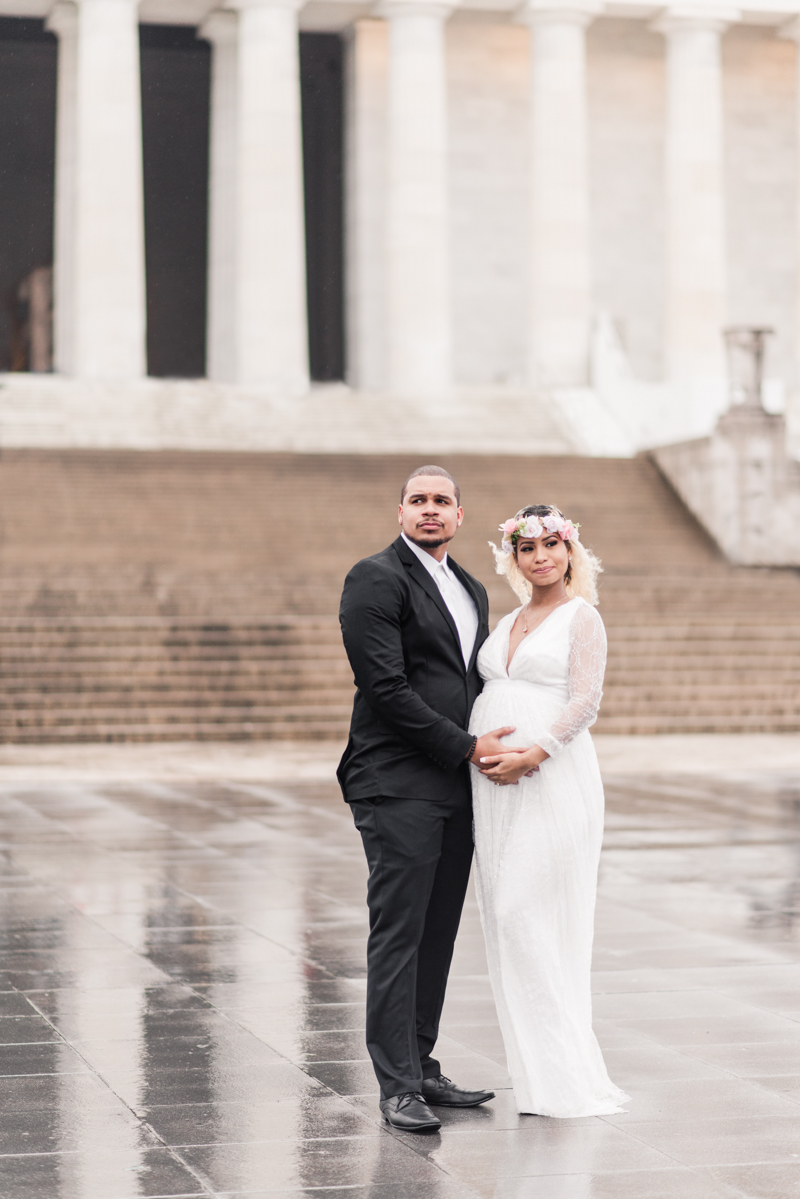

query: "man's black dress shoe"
(379, 1092), (442, 1132)
(421, 1074), (495, 1107)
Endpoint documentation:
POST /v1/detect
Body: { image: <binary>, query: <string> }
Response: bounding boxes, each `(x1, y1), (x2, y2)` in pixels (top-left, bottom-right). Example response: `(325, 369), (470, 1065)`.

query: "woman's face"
(515, 533), (570, 591)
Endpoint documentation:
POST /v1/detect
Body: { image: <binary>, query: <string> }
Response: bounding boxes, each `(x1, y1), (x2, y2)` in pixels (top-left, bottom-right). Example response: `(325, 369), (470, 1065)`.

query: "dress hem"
(515, 1091), (631, 1119)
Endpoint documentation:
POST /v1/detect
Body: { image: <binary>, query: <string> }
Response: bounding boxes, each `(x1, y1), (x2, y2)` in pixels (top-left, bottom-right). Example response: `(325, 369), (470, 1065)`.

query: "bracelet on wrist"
(465, 734), (478, 763)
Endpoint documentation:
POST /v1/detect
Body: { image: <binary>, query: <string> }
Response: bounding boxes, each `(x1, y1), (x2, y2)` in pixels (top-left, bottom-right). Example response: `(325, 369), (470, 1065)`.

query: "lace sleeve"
(536, 602), (607, 759)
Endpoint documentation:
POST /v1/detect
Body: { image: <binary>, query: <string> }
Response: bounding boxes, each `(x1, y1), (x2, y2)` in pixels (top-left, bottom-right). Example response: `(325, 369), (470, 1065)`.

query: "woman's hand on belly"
(478, 744), (550, 786)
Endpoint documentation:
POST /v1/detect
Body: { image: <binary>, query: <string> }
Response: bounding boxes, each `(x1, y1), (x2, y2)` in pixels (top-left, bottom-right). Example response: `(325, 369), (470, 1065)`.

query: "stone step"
(0, 646), (349, 666)
(598, 574), (800, 589)
(0, 616), (341, 627)
(0, 704), (354, 729)
(606, 660), (800, 676)
(3, 691), (795, 718)
(3, 646), (798, 670)
(605, 623), (800, 637)
(0, 664), (355, 685)
(600, 700), (800, 719)
(16, 674), (798, 696)
(605, 670), (800, 685)
(606, 647), (800, 666)
(603, 682), (800, 698)
(0, 686), (354, 708)
(4, 676), (796, 702)
(607, 638), (800, 652)
(595, 714), (800, 734)
(0, 720), (352, 744)
(5, 644), (796, 669)
(7, 626), (799, 650)
(0, 625), (344, 645)
(8, 657), (797, 681)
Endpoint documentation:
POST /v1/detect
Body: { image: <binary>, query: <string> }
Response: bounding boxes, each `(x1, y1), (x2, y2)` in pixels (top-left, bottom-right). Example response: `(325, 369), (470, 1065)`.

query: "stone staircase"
(0, 616), (350, 742)
(0, 448), (797, 740)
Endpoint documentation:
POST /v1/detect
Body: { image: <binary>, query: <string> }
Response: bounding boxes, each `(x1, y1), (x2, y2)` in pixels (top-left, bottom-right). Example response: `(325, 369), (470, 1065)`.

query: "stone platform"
(1, 736), (800, 1198)
(0, 375), (581, 456)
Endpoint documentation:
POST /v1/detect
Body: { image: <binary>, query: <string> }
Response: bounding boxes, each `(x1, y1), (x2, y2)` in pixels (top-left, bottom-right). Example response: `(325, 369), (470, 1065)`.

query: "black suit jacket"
(337, 536), (490, 802)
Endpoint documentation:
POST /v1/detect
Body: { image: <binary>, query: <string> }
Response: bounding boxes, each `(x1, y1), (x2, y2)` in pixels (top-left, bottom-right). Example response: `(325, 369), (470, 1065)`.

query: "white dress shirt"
(401, 532), (479, 668)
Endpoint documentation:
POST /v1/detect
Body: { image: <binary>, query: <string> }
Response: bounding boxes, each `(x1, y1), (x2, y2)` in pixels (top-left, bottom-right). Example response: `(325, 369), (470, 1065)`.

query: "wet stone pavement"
(1, 766), (800, 1197)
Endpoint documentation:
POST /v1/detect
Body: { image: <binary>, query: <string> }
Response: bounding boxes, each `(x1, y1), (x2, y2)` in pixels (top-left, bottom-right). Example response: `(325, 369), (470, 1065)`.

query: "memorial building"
(1, 0), (800, 455)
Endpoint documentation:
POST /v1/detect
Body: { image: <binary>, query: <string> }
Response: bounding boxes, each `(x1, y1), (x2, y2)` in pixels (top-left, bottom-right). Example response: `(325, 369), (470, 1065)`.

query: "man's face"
(398, 476), (463, 551)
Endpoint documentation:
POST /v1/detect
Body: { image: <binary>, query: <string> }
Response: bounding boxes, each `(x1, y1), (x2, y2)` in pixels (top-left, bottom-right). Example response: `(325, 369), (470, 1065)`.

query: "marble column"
(47, 2), (78, 376)
(201, 10), (238, 383)
(380, 0), (453, 397)
(519, 0), (600, 390)
(224, 0), (309, 393)
(654, 6), (738, 385)
(780, 18), (800, 397)
(50, 0), (147, 379)
(344, 18), (388, 391)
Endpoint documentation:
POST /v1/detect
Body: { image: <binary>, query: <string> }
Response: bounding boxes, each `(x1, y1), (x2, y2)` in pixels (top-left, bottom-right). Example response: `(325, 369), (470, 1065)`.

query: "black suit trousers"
(350, 775), (473, 1100)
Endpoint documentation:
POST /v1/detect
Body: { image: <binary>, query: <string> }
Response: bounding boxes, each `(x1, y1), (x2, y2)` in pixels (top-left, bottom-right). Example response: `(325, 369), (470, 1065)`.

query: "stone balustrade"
(654, 405), (800, 566)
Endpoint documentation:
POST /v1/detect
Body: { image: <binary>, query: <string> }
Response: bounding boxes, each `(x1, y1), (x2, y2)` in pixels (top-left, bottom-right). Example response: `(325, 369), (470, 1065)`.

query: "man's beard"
(408, 528), (451, 549)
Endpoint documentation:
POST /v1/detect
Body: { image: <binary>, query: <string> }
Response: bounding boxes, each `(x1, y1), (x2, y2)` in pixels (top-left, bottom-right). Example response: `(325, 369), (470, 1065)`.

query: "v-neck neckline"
(505, 597), (577, 675)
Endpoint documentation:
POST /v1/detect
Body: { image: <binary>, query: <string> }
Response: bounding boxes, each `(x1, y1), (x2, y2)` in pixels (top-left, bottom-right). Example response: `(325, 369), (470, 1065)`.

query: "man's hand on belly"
(469, 728), (527, 765)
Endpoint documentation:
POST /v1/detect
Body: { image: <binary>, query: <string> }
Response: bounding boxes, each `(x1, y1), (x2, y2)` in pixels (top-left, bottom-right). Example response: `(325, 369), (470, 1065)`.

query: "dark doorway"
(300, 33), (345, 383)
(0, 19), (56, 373)
(140, 25), (210, 378)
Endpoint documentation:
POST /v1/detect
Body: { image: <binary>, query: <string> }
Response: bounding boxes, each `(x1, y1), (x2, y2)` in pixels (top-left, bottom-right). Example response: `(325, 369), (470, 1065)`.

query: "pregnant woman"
(469, 505), (629, 1118)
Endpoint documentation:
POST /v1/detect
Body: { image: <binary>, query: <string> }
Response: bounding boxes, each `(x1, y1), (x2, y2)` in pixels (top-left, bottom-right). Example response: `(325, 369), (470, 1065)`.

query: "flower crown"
(498, 510), (580, 555)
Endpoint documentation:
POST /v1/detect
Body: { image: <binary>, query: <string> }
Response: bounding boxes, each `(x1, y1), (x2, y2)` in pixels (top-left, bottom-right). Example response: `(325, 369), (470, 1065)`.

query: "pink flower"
(501, 518), (518, 536)
(561, 521), (578, 542)
(542, 514), (563, 535)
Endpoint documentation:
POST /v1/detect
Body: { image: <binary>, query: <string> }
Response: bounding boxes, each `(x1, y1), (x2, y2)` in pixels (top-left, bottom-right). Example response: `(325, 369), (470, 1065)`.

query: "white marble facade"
(3, 0), (800, 455)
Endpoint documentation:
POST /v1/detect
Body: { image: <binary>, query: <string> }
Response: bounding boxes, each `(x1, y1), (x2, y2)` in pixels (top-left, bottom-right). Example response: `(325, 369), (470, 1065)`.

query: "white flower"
(522, 518), (543, 539)
(542, 513), (563, 535)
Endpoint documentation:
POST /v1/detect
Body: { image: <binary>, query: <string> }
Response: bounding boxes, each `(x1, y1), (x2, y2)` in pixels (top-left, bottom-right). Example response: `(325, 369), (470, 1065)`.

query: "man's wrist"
(465, 734), (478, 762)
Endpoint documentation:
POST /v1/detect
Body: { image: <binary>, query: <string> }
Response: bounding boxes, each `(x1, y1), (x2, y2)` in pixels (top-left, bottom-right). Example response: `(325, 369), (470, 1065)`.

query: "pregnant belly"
(469, 678), (568, 748)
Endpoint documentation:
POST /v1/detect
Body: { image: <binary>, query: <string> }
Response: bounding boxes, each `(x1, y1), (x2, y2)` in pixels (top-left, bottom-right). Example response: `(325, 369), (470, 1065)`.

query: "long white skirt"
(469, 679), (629, 1117)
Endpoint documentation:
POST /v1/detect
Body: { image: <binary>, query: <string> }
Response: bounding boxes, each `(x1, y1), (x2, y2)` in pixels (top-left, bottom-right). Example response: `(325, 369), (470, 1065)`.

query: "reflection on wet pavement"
(1, 768), (800, 1196)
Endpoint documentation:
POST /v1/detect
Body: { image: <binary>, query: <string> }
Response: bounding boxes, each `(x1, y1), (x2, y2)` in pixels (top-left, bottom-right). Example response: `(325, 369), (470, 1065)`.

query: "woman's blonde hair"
(490, 504), (602, 606)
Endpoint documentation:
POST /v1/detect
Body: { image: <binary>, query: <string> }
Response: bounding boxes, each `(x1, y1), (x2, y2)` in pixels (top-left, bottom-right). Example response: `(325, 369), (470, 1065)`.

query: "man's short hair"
(400, 465), (460, 505)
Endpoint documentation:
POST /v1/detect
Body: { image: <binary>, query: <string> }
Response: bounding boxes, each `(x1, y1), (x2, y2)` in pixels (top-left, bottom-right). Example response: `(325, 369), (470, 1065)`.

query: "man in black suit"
(338, 465), (520, 1132)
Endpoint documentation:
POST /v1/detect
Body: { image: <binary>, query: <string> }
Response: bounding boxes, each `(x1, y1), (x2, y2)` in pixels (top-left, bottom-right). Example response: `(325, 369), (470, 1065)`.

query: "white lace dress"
(468, 597), (629, 1117)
